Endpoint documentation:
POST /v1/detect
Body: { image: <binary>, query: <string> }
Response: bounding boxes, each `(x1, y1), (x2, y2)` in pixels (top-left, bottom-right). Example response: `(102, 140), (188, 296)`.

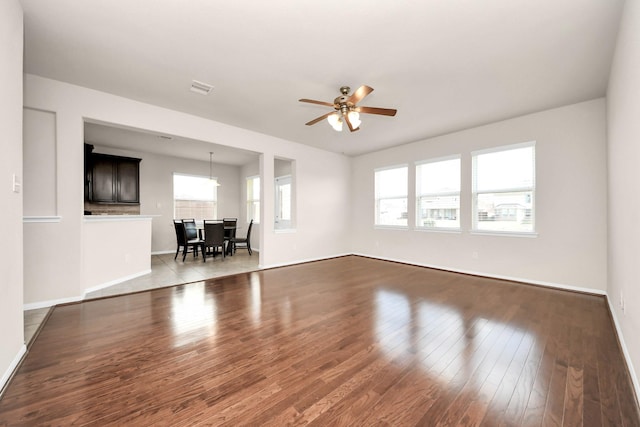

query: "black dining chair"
(231, 219), (253, 255)
(203, 220), (225, 261)
(173, 219), (187, 260)
(174, 219), (205, 262)
(222, 218), (237, 255)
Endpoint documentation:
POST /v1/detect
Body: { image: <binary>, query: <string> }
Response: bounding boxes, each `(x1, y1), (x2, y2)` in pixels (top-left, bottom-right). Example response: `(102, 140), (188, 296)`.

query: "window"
(173, 173), (218, 220)
(275, 175), (292, 229)
(246, 176), (260, 224)
(472, 142), (535, 233)
(375, 165), (408, 227)
(416, 156), (460, 230)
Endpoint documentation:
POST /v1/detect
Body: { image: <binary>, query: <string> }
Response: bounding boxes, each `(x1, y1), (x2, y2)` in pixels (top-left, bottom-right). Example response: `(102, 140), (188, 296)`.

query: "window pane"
(473, 143), (535, 233)
(416, 158), (460, 230)
(278, 183), (291, 220)
(246, 176), (260, 223)
(247, 176), (260, 200)
(475, 146), (534, 191)
(247, 201), (260, 223)
(174, 174), (218, 201)
(377, 198), (408, 226)
(476, 191), (533, 232)
(417, 158), (460, 194)
(376, 167), (408, 198)
(173, 174), (217, 220)
(375, 166), (408, 226)
(418, 195), (460, 228)
(175, 200), (217, 221)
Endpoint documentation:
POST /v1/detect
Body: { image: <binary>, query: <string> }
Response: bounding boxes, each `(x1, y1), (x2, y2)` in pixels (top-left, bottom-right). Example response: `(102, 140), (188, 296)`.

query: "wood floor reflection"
(1, 256), (639, 425)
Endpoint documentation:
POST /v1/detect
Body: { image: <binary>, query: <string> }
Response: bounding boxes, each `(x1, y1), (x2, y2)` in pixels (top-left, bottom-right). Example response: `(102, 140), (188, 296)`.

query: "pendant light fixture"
(209, 152), (221, 186)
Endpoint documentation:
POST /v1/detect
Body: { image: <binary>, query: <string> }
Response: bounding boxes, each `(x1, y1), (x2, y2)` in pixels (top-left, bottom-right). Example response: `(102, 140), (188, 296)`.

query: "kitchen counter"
(83, 214), (158, 222)
(82, 215), (154, 294)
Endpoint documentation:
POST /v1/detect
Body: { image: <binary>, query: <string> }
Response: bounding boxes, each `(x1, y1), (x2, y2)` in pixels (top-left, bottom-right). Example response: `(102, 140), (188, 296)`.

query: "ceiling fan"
(299, 85), (397, 132)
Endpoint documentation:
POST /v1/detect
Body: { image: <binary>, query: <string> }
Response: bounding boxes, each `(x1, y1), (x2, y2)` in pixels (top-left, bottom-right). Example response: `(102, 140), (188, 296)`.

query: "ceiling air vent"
(190, 80), (214, 95)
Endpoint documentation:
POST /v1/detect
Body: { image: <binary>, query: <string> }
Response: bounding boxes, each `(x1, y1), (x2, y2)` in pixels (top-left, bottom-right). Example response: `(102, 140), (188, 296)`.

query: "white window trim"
(415, 153), (461, 167)
(470, 140), (535, 158)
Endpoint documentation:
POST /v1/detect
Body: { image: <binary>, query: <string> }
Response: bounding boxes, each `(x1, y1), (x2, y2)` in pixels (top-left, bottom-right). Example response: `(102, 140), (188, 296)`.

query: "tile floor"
(23, 308), (50, 347)
(24, 250), (260, 343)
(86, 250), (260, 299)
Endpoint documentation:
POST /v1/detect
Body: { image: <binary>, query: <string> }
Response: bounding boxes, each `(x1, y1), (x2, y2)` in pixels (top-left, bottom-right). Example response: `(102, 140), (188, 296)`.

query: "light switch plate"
(12, 174), (21, 193)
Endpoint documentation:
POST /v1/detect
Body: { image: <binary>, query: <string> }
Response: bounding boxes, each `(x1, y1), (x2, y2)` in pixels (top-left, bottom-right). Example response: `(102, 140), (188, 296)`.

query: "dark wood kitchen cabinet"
(88, 153), (141, 204)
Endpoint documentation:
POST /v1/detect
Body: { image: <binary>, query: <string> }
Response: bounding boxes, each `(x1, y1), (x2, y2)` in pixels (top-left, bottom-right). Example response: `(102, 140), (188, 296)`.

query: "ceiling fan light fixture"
(348, 111), (361, 128)
(300, 85), (397, 133)
(327, 112), (343, 131)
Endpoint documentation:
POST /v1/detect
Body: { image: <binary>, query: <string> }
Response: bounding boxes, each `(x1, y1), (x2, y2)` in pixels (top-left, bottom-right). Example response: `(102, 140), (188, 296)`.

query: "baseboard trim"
(23, 295), (83, 311)
(351, 253), (607, 296)
(83, 269), (152, 296)
(0, 344), (27, 399)
(605, 296), (640, 407)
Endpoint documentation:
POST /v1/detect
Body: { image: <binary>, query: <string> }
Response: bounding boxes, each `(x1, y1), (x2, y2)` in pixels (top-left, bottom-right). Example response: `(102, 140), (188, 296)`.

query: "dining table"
(197, 221), (238, 256)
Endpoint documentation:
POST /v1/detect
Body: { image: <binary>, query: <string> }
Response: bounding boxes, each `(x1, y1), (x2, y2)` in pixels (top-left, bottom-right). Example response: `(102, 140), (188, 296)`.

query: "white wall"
(90, 145), (244, 253)
(23, 108), (57, 216)
(607, 0), (640, 398)
(22, 74), (352, 305)
(352, 99), (608, 292)
(0, 0), (25, 391)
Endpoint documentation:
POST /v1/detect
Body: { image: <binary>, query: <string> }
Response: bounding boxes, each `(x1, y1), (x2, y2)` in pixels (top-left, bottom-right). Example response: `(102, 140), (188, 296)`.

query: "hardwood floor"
(1, 256), (638, 425)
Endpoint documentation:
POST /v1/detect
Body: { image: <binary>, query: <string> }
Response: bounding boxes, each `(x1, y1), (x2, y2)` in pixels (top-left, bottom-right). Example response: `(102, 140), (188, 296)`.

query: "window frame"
(471, 141), (536, 236)
(374, 164), (409, 229)
(415, 155), (461, 232)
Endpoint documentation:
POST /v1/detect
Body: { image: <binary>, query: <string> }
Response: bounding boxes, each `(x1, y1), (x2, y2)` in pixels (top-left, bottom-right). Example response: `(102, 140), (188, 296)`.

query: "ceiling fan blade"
(356, 106), (397, 116)
(299, 98), (335, 108)
(344, 113), (360, 132)
(347, 85), (374, 105)
(305, 112), (334, 126)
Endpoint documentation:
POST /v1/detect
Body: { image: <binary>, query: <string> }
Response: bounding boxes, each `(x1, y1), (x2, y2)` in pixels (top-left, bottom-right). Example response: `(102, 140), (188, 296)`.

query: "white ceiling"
(84, 121), (259, 166)
(21, 0), (624, 157)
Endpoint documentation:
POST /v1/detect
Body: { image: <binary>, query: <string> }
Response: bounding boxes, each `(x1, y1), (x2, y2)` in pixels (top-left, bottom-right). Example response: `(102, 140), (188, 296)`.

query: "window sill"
(23, 216), (62, 223)
(274, 228), (296, 234)
(415, 227), (462, 234)
(374, 225), (409, 231)
(470, 230), (538, 238)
